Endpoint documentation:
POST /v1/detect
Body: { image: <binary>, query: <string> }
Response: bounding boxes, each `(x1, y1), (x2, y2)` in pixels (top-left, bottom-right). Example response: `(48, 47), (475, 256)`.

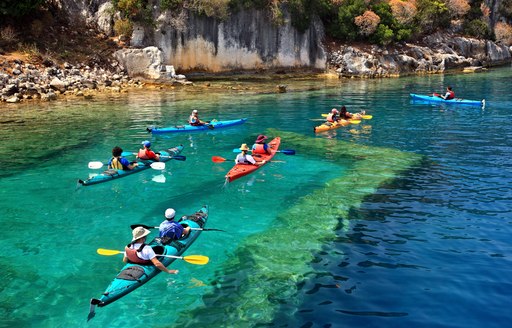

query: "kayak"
(88, 205), (208, 319)
(148, 118), (248, 134)
(410, 93), (485, 106)
(225, 137), (281, 182)
(78, 145), (183, 186)
(314, 120), (351, 133)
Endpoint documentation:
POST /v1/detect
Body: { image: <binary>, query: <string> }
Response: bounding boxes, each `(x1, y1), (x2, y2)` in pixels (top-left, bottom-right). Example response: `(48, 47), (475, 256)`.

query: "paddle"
(321, 113), (372, 120)
(88, 161), (166, 170)
(121, 152), (187, 161)
(231, 149), (296, 155)
(97, 248), (209, 265)
(212, 156), (284, 163)
(130, 223), (226, 232)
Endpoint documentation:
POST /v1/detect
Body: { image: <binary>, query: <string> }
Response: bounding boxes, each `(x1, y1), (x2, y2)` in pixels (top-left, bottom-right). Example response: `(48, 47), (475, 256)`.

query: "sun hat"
(255, 135), (268, 143)
(331, 108), (338, 113)
(142, 140), (151, 148)
(165, 208), (176, 220)
(240, 143), (250, 151)
(132, 227), (151, 241)
(192, 109), (198, 114)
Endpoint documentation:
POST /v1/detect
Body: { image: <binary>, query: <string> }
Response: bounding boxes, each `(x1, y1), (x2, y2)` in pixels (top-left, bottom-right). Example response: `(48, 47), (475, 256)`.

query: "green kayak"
(78, 145), (184, 186)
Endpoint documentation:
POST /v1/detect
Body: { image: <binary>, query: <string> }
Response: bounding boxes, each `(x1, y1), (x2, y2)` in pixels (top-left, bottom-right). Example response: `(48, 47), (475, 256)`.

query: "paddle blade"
(170, 155), (186, 161)
(88, 162), (104, 169)
(278, 149), (295, 155)
(150, 162), (166, 170)
(349, 120), (361, 124)
(232, 148), (242, 153)
(212, 156), (227, 163)
(121, 151), (135, 156)
(361, 115), (373, 120)
(97, 248), (123, 256)
(183, 255), (209, 265)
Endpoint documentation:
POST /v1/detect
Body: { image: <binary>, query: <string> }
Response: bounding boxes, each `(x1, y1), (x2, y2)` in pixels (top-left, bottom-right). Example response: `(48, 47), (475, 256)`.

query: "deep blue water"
(0, 66), (511, 327)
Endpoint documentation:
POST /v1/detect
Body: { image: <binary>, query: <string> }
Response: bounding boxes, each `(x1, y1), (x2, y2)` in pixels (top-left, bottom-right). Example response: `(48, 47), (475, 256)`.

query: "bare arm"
(151, 257), (179, 274)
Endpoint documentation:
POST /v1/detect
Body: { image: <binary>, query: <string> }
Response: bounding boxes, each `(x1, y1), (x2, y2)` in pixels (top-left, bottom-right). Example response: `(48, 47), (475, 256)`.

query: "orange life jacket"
(124, 244), (152, 265)
(252, 144), (267, 154)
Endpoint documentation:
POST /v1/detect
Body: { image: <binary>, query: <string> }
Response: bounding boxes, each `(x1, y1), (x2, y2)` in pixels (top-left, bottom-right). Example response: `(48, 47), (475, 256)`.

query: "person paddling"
(326, 108), (340, 123)
(158, 208), (191, 244)
(108, 146), (137, 170)
(339, 105), (365, 120)
(137, 140), (160, 161)
(435, 86), (455, 100)
(189, 109), (208, 126)
(252, 134), (272, 155)
(123, 227), (179, 275)
(235, 144), (265, 165)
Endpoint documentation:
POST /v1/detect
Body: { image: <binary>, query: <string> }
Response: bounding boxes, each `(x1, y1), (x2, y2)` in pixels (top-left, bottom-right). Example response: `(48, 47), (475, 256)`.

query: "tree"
(0, 0), (45, 17)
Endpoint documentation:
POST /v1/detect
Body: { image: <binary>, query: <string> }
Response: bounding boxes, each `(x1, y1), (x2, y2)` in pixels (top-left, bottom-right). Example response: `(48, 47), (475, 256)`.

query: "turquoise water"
(1, 66), (511, 327)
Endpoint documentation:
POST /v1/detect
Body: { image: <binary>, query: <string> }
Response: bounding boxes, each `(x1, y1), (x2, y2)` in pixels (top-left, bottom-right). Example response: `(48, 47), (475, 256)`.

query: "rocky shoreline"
(1, 32), (511, 104)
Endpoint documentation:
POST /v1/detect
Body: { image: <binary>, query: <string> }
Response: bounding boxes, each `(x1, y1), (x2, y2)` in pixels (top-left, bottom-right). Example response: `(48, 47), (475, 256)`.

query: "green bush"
(113, 18), (133, 37)
(370, 24), (394, 45)
(329, 0), (367, 41)
(414, 0), (451, 34)
(0, 0), (45, 17)
(463, 19), (491, 39)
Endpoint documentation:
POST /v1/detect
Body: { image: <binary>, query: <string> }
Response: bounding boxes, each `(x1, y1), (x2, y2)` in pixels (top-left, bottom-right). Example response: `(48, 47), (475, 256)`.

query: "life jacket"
(252, 144), (267, 154)
(326, 113), (337, 122)
(446, 90), (455, 100)
(124, 243), (153, 265)
(110, 157), (125, 170)
(189, 115), (200, 126)
(137, 149), (155, 160)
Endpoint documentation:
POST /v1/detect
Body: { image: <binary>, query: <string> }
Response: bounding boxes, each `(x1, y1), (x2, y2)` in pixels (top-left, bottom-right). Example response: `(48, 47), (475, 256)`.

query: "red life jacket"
(137, 149), (156, 160)
(124, 244), (153, 265)
(252, 144), (267, 154)
(326, 113), (336, 122)
(446, 90), (455, 100)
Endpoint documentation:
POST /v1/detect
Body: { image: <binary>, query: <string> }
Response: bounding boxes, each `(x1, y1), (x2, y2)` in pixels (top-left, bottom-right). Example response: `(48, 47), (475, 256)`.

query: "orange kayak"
(314, 120), (351, 133)
(225, 137), (281, 182)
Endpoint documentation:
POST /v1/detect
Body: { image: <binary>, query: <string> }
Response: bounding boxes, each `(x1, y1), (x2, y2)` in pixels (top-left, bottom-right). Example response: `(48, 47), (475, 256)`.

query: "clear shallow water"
(1, 67), (511, 327)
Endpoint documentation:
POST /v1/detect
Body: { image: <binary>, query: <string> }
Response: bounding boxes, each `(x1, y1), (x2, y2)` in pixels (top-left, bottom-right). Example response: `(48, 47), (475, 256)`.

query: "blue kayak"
(88, 206), (208, 320)
(78, 145), (184, 186)
(410, 93), (485, 106)
(147, 118), (247, 134)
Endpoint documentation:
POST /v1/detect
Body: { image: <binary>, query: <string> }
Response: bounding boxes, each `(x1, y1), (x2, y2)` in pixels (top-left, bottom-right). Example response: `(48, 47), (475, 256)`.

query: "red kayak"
(225, 137), (281, 182)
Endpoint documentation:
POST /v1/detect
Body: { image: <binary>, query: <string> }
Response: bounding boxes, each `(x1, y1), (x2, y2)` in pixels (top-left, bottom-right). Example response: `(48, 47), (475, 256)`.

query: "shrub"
(447, 0), (470, 19)
(0, 26), (18, 45)
(114, 18), (133, 37)
(494, 21), (512, 46)
(389, 0), (417, 25)
(371, 24), (394, 45)
(30, 19), (44, 38)
(463, 19), (491, 39)
(0, 0), (45, 17)
(414, 0), (451, 34)
(354, 10), (380, 36)
(330, 0), (367, 40)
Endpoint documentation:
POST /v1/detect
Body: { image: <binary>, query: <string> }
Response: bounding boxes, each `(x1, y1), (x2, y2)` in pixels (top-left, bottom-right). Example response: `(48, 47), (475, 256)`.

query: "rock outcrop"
(329, 33), (512, 78)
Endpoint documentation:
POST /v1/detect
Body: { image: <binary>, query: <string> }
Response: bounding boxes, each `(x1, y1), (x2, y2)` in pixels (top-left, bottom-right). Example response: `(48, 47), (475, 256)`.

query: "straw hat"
(239, 143), (250, 151)
(132, 227), (151, 241)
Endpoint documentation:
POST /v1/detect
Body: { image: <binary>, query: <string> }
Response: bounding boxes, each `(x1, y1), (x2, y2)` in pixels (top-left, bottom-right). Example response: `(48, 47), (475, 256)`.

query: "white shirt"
(235, 153), (256, 164)
(129, 243), (156, 260)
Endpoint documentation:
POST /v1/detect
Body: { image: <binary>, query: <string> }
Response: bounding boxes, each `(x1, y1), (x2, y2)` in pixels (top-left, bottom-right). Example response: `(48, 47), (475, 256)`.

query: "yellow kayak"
(314, 119), (353, 133)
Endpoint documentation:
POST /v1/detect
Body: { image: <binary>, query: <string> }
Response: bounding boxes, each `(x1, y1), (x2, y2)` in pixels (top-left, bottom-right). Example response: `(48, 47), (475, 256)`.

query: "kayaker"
(339, 105), (365, 120)
(123, 227), (179, 275)
(235, 144), (265, 165)
(252, 134), (271, 155)
(158, 208), (191, 243)
(137, 140), (160, 161)
(436, 86), (455, 100)
(108, 146), (137, 170)
(326, 108), (339, 123)
(189, 109), (207, 126)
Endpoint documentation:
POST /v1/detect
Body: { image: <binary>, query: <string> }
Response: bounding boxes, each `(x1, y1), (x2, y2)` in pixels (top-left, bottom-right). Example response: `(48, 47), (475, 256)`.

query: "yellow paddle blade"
(321, 113), (328, 117)
(361, 115), (373, 119)
(349, 120), (361, 124)
(183, 255), (209, 265)
(97, 248), (123, 256)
